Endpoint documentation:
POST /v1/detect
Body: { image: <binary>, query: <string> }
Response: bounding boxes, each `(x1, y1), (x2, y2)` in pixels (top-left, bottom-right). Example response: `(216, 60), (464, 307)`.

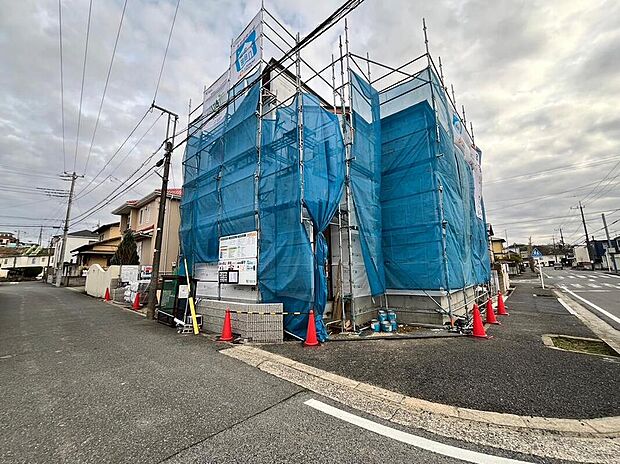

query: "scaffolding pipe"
(255, 8), (265, 303)
(332, 53), (347, 333)
(344, 20), (358, 331)
(339, 33), (356, 331)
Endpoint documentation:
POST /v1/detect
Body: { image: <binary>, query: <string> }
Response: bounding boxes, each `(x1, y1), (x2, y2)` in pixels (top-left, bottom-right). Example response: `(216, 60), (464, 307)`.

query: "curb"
(221, 345), (620, 463)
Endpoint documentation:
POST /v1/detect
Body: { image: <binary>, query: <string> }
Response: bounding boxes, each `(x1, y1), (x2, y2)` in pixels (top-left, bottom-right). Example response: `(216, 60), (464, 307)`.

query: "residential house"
(111, 189), (182, 273)
(51, 229), (99, 276)
(0, 232), (19, 247)
(490, 237), (506, 261)
(0, 245), (55, 278)
(72, 222), (122, 269)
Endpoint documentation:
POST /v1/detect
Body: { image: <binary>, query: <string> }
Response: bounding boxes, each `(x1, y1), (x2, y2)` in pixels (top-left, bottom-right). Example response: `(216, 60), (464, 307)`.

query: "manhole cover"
(542, 334), (619, 358)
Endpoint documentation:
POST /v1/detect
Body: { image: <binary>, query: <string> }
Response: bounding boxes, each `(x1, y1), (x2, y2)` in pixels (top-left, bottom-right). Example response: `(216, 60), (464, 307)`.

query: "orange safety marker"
(485, 298), (500, 325)
(471, 304), (490, 338)
(497, 291), (509, 315)
(104, 288), (111, 301)
(219, 308), (234, 342)
(132, 292), (141, 310)
(303, 310), (320, 346)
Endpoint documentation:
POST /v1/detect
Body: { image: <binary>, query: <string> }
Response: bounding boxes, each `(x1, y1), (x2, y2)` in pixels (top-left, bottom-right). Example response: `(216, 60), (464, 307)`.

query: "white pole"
(538, 261), (545, 289)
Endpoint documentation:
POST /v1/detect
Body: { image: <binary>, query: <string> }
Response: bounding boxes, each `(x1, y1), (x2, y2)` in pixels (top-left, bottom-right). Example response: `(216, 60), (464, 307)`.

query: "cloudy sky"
(1, 0), (619, 246)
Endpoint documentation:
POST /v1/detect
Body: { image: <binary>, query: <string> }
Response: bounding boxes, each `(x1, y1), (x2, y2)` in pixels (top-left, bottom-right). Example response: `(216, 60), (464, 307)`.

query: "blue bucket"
(387, 310), (396, 322)
(377, 310), (387, 322)
(391, 320), (398, 332)
(370, 319), (381, 332)
(381, 320), (392, 332)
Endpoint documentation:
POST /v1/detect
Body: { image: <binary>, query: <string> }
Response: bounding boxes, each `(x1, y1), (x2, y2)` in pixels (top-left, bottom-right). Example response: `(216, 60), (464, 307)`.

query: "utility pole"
(55, 172), (78, 287)
(602, 213), (618, 273)
(528, 236), (533, 271)
(12, 230), (20, 270)
(38, 226), (43, 246)
(147, 104), (178, 320)
(552, 235), (557, 264)
(578, 201), (594, 270)
(559, 227), (565, 246)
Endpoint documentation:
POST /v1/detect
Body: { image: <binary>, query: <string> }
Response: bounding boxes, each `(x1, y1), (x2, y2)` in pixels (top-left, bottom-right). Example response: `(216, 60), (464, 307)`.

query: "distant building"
(72, 222), (122, 269)
(0, 232), (19, 247)
(111, 189), (182, 273)
(0, 245), (54, 278)
(51, 230), (99, 276)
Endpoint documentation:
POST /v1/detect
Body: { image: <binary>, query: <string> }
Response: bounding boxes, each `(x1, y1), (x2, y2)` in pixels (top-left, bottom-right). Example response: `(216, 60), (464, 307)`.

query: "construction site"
(179, 2), (491, 342)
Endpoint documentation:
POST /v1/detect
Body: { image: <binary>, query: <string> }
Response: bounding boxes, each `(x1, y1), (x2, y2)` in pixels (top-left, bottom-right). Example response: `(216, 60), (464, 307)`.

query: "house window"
(139, 206), (150, 225)
(31, 258), (36, 264)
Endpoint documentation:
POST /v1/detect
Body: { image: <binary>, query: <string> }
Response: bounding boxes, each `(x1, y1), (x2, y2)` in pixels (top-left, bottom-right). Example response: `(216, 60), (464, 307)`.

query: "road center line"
(304, 399), (531, 464)
(560, 287), (620, 325)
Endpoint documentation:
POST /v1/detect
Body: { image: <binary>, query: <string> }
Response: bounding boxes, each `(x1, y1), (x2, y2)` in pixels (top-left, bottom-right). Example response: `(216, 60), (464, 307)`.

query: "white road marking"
(588, 283), (601, 288)
(543, 272), (551, 279)
(603, 283), (620, 289)
(557, 275), (565, 279)
(607, 273), (620, 279)
(574, 290), (612, 293)
(572, 283), (583, 289)
(304, 399), (531, 464)
(560, 287), (620, 325)
(576, 275), (588, 279)
(568, 275), (576, 279)
(557, 297), (577, 316)
(599, 274), (611, 279)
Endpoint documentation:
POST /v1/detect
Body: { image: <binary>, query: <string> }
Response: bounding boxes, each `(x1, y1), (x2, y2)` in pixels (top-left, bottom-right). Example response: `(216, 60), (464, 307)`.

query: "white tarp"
(202, 71), (229, 129)
(452, 112), (483, 219)
(230, 11), (262, 86)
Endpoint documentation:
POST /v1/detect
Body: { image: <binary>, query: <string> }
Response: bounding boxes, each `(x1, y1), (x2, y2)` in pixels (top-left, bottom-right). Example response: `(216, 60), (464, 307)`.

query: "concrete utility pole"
(55, 172), (78, 287)
(12, 230), (20, 270)
(528, 236), (534, 271)
(578, 201), (594, 270)
(147, 104), (178, 320)
(602, 213), (618, 273)
(552, 235), (558, 264)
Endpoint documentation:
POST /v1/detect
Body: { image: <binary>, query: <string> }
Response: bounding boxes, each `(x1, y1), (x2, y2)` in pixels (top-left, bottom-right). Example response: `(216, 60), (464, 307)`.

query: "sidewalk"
(261, 279), (620, 419)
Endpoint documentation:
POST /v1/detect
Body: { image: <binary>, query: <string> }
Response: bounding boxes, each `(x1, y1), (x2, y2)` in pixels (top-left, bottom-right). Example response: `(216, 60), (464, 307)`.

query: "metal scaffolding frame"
(181, 3), (490, 333)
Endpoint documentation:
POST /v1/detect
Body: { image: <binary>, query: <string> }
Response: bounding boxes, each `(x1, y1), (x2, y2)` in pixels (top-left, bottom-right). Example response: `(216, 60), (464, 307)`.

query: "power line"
(76, 111), (163, 201)
(153, 0), (181, 103)
(485, 155), (620, 185)
(72, 0), (94, 172)
(75, 108), (152, 197)
(83, 0), (128, 174)
(581, 160), (620, 204)
(58, 0), (66, 173)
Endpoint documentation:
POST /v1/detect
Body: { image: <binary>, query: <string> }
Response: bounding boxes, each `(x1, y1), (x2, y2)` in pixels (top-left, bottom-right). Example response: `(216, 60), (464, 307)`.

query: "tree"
(110, 230), (140, 266)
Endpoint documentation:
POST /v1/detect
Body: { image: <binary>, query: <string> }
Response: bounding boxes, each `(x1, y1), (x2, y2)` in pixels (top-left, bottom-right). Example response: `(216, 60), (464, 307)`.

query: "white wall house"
(51, 230), (99, 271)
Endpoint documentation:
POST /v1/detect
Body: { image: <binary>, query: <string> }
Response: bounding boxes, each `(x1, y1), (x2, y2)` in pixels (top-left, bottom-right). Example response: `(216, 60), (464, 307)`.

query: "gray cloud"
(1, 0), (619, 246)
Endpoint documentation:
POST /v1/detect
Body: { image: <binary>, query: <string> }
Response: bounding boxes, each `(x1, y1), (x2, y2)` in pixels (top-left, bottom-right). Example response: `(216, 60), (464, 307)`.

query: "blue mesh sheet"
(180, 84), (259, 268)
(301, 94), (345, 338)
(380, 101), (444, 290)
(258, 94), (344, 340)
(350, 72), (386, 295)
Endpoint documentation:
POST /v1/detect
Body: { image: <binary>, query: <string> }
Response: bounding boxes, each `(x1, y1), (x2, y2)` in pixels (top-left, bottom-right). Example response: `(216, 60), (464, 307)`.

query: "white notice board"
(218, 231), (258, 286)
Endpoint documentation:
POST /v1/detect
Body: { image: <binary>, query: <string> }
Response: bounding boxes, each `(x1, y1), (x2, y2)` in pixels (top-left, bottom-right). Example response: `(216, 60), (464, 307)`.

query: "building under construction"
(180, 3), (491, 341)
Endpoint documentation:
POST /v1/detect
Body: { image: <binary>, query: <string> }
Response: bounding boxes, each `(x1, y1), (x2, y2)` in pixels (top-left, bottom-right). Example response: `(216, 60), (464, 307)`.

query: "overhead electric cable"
(83, 0), (128, 174)
(72, 0), (94, 172)
(76, 111), (163, 201)
(153, 0), (181, 103)
(75, 108), (151, 196)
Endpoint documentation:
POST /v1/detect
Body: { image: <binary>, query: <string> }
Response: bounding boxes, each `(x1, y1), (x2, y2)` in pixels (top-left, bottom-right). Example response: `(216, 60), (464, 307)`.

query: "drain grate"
(542, 334), (619, 357)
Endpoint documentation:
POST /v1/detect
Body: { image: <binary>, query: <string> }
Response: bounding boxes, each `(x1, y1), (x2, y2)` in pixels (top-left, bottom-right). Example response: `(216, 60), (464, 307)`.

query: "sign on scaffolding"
(230, 11), (263, 86)
(218, 231), (258, 285)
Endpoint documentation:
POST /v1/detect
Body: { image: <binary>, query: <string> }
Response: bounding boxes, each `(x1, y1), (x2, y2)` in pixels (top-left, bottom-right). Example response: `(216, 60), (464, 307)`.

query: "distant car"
(553, 263), (563, 270)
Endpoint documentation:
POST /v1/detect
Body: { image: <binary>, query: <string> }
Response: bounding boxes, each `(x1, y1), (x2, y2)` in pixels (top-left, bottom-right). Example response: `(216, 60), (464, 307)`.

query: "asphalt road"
(543, 267), (620, 330)
(0, 281), (544, 464)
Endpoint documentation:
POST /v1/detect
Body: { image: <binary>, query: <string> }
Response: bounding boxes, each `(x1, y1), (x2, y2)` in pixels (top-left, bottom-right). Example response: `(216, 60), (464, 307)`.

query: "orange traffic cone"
(471, 304), (489, 338)
(219, 308), (234, 342)
(104, 288), (111, 301)
(303, 310), (320, 347)
(132, 292), (141, 310)
(485, 298), (500, 325)
(497, 292), (509, 315)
